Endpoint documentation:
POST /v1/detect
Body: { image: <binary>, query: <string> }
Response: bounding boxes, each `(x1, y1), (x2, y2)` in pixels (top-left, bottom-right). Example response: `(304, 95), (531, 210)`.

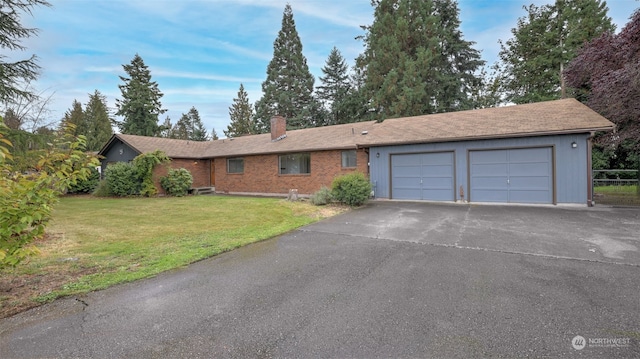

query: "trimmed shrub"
(105, 162), (140, 196)
(310, 186), (333, 206)
(67, 167), (100, 194)
(160, 168), (193, 197)
(331, 172), (372, 207)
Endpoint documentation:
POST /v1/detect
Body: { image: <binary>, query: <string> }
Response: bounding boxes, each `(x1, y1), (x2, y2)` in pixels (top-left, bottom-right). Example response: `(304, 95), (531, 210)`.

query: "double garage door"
(391, 147), (553, 204)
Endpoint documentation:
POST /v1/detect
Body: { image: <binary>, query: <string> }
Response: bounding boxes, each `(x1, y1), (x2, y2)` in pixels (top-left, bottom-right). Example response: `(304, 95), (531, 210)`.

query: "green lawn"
(594, 185), (638, 194)
(594, 185), (640, 206)
(0, 196), (345, 318)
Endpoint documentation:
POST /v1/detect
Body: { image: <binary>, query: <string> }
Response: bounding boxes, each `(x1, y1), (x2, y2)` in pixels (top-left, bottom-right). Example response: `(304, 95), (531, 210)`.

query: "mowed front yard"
(0, 195), (346, 318)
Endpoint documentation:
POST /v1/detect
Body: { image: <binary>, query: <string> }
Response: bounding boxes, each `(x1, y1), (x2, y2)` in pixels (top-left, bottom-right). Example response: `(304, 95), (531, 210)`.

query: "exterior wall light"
(376, 152), (380, 158)
(571, 142), (577, 148)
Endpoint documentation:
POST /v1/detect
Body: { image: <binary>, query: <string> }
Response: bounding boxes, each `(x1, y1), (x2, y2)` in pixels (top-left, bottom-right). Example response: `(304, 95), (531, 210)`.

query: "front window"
(227, 157), (244, 173)
(279, 153), (310, 174)
(342, 150), (357, 168)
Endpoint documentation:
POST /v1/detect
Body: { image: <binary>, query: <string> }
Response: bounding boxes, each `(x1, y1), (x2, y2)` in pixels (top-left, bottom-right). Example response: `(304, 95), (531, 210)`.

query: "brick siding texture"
(214, 149), (369, 195)
(153, 158), (211, 195)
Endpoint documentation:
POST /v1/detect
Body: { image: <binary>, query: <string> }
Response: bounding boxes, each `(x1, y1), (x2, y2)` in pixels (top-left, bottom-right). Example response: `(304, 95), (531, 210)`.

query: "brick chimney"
(270, 116), (287, 141)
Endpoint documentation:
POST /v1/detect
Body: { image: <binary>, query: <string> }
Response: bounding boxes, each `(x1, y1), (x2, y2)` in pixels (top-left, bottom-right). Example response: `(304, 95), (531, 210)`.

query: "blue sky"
(16, 0), (640, 137)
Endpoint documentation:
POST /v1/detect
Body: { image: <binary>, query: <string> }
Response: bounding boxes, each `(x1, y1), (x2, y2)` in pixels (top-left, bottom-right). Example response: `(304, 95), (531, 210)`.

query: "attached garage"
(469, 147), (553, 204)
(391, 152), (454, 201)
(363, 99), (615, 206)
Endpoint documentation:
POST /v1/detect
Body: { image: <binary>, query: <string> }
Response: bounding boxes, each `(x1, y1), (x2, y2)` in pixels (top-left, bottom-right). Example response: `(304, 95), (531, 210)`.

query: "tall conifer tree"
(225, 83), (254, 137)
(84, 90), (113, 151)
(115, 54), (165, 136)
(358, 0), (483, 120)
(59, 100), (85, 137)
(317, 47), (351, 125)
(254, 4), (317, 132)
(498, 0), (614, 104)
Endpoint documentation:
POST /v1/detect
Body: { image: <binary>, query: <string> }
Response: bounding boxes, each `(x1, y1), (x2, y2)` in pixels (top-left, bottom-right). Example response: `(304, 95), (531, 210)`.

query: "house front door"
(210, 160), (216, 187)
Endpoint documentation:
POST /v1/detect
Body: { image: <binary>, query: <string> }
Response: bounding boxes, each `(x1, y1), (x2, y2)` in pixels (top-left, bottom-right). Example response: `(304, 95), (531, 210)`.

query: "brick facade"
(152, 158), (211, 194)
(213, 149), (369, 195)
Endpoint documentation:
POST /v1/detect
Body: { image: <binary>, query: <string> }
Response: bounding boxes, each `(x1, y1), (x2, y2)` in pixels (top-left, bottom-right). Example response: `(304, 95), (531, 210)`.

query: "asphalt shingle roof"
(358, 98), (614, 147)
(101, 99), (614, 159)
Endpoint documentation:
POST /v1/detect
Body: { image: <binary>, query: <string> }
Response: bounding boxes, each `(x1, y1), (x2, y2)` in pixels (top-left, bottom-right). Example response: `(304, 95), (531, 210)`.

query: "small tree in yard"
(1, 118), (99, 267)
(331, 172), (372, 207)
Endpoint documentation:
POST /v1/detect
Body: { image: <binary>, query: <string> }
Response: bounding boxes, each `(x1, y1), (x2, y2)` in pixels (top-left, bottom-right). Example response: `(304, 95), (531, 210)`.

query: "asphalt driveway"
(1, 201), (639, 358)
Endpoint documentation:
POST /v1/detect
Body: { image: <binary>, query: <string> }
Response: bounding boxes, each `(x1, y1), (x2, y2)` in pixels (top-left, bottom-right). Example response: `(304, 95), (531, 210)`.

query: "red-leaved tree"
(565, 9), (640, 150)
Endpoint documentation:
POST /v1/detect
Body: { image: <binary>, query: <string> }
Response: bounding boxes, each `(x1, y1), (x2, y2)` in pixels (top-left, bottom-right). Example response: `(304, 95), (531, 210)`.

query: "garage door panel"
(393, 166), (421, 177)
(472, 189), (509, 202)
(509, 162), (549, 175)
(423, 177), (454, 188)
(422, 165), (453, 176)
(471, 163), (508, 176)
(423, 152), (453, 165)
(471, 176), (508, 189)
(509, 190), (550, 203)
(509, 147), (550, 162)
(392, 152), (454, 201)
(393, 177), (421, 188)
(509, 176), (551, 189)
(471, 150), (507, 163)
(394, 189), (421, 199)
(470, 147), (553, 204)
(422, 189), (455, 201)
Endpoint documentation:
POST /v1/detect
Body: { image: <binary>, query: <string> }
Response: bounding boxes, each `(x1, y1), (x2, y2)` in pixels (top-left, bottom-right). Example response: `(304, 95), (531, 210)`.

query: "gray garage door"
(470, 147), (553, 204)
(391, 152), (454, 201)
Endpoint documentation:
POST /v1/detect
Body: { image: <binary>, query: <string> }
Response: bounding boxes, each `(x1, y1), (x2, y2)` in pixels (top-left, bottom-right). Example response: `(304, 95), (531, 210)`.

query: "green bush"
(67, 167), (100, 194)
(331, 172), (372, 207)
(92, 180), (112, 197)
(105, 162), (140, 196)
(310, 186), (333, 206)
(160, 168), (193, 197)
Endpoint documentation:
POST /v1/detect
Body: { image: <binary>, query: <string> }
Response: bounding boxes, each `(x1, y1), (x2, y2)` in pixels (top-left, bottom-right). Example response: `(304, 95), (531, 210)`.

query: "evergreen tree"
(498, 0), (614, 104)
(188, 107), (208, 141)
(358, 0), (483, 120)
(171, 107), (208, 141)
(171, 114), (189, 140)
(470, 65), (503, 109)
(211, 128), (219, 140)
(159, 116), (173, 138)
(317, 47), (351, 125)
(59, 100), (85, 137)
(115, 54), (165, 136)
(253, 4), (317, 132)
(0, 0), (50, 104)
(84, 90), (113, 151)
(225, 83), (254, 138)
(3, 108), (21, 130)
